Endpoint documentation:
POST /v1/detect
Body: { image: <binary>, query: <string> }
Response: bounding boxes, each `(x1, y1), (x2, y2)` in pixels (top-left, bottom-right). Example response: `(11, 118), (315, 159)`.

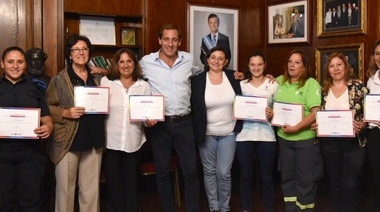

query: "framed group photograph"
(267, 0), (309, 44)
(317, 0), (367, 37)
(187, 4), (239, 70)
(315, 43), (364, 82)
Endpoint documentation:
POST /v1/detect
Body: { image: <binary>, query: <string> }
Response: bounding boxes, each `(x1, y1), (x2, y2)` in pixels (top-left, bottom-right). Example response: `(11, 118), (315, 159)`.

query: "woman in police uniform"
(0, 46), (53, 211)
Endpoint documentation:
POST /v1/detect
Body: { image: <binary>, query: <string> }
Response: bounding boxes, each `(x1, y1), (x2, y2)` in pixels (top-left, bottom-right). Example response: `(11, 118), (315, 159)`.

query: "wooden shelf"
(63, 5), (145, 61)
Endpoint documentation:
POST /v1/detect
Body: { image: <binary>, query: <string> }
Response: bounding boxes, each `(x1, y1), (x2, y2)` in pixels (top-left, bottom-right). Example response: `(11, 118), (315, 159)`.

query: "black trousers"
(0, 141), (44, 212)
(367, 127), (380, 212)
(105, 149), (141, 212)
(320, 137), (366, 212)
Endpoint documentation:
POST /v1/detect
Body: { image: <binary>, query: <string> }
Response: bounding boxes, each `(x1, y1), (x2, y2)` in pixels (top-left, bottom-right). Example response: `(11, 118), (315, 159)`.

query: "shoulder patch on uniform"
(32, 78), (47, 91)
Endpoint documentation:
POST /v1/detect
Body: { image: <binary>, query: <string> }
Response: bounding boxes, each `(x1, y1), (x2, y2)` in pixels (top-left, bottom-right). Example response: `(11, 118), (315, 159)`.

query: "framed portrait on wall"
(315, 43), (364, 82)
(267, 0), (309, 44)
(187, 4), (239, 70)
(121, 27), (136, 45)
(317, 0), (367, 37)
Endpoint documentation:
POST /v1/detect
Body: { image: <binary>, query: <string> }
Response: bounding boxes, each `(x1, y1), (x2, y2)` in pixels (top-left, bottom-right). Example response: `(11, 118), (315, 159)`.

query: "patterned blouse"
(321, 78), (368, 146)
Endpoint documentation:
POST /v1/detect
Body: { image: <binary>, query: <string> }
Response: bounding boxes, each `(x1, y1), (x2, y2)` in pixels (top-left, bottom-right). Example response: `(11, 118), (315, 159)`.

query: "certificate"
(271, 102), (303, 126)
(233, 95), (268, 121)
(364, 94), (380, 122)
(0, 108), (40, 139)
(74, 86), (110, 114)
(316, 110), (354, 137)
(129, 95), (164, 121)
(79, 15), (116, 45)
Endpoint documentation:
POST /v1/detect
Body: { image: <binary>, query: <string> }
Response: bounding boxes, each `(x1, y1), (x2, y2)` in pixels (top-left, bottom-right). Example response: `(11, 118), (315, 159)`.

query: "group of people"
(1, 21), (380, 212)
(325, 2), (359, 28)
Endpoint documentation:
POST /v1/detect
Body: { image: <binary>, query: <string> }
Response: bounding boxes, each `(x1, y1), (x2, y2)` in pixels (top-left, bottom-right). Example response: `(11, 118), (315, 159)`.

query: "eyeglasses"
(71, 48), (89, 53)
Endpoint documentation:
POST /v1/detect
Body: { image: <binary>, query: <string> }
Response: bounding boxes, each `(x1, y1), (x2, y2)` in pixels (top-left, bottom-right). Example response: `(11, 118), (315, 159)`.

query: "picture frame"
(121, 27), (136, 45)
(79, 15), (116, 45)
(315, 43), (364, 82)
(317, 0), (367, 37)
(267, 0), (309, 44)
(188, 4), (239, 70)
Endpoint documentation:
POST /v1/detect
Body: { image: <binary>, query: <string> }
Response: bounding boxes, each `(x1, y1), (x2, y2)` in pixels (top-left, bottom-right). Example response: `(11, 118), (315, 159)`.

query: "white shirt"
(367, 69), (380, 128)
(101, 77), (151, 153)
(236, 78), (278, 142)
(205, 72), (235, 136)
(325, 89), (349, 110)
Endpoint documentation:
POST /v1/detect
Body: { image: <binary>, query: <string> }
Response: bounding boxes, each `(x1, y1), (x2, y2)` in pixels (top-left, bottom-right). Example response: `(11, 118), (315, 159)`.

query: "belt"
(165, 114), (191, 123)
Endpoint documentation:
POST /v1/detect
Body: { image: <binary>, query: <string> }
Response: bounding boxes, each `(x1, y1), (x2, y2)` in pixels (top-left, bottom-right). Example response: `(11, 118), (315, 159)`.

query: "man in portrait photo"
(286, 10), (304, 38)
(200, 13), (231, 68)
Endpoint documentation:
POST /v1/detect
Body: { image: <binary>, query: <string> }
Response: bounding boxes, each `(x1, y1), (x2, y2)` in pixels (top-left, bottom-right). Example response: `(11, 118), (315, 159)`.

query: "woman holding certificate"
(100, 48), (151, 211)
(0, 46), (53, 211)
(313, 52), (367, 212)
(274, 49), (323, 212)
(191, 46), (242, 212)
(235, 51), (278, 212)
(366, 39), (380, 212)
(46, 34), (105, 212)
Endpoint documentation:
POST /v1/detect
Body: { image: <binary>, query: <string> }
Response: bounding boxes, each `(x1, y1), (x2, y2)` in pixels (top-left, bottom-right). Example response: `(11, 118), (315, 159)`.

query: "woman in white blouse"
(366, 39), (380, 212)
(313, 52), (367, 212)
(236, 51), (278, 212)
(101, 48), (151, 212)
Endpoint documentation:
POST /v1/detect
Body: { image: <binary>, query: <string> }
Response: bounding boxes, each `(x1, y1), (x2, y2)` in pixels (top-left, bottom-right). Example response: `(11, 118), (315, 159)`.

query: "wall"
(39, 0), (380, 78)
(145, 0), (265, 73)
(0, 0), (42, 74)
(266, 0), (380, 80)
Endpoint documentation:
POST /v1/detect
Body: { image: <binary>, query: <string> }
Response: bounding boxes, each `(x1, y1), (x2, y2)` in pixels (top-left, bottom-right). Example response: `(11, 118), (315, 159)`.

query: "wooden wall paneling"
(0, 0), (17, 74)
(56, 0), (145, 72)
(265, 0), (315, 78)
(265, 0), (380, 81)
(238, 7), (265, 72)
(145, 0), (264, 72)
(0, 0), (38, 74)
(0, 0), (18, 47)
(33, 0), (43, 47)
(145, 0), (187, 54)
(64, 0), (143, 16)
(17, 0), (32, 49)
(43, 0), (63, 77)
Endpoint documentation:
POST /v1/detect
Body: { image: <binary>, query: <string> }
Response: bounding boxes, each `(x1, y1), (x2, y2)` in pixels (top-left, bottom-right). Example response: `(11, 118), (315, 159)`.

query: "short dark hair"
(204, 46), (227, 71)
(208, 13), (220, 23)
(106, 48), (143, 81)
(244, 51), (266, 81)
(158, 24), (182, 41)
(2, 46), (26, 61)
(206, 46), (227, 59)
(64, 34), (93, 65)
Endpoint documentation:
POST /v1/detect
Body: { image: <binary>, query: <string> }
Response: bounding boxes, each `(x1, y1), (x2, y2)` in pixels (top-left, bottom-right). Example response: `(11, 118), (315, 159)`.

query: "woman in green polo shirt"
(274, 49), (323, 212)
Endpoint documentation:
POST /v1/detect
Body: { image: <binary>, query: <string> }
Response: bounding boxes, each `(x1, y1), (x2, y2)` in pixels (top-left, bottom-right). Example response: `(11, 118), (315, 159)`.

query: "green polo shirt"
(274, 75), (321, 141)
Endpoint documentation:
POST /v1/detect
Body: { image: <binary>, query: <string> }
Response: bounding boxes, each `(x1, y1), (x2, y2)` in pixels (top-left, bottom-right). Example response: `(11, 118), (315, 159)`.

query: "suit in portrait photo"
(189, 6), (238, 70)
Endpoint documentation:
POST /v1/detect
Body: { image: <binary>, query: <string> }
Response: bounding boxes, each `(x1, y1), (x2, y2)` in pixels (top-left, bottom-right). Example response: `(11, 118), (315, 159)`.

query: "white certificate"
(0, 108), (40, 139)
(364, 94), (380, 122)
(316, 110), (354, 137)
(233, 95), (268, 121)
(129, 95), (164, 121)
(79, 16), (116, 45)
(271, 102), (303, 126)
(74, 86), (110, 114)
